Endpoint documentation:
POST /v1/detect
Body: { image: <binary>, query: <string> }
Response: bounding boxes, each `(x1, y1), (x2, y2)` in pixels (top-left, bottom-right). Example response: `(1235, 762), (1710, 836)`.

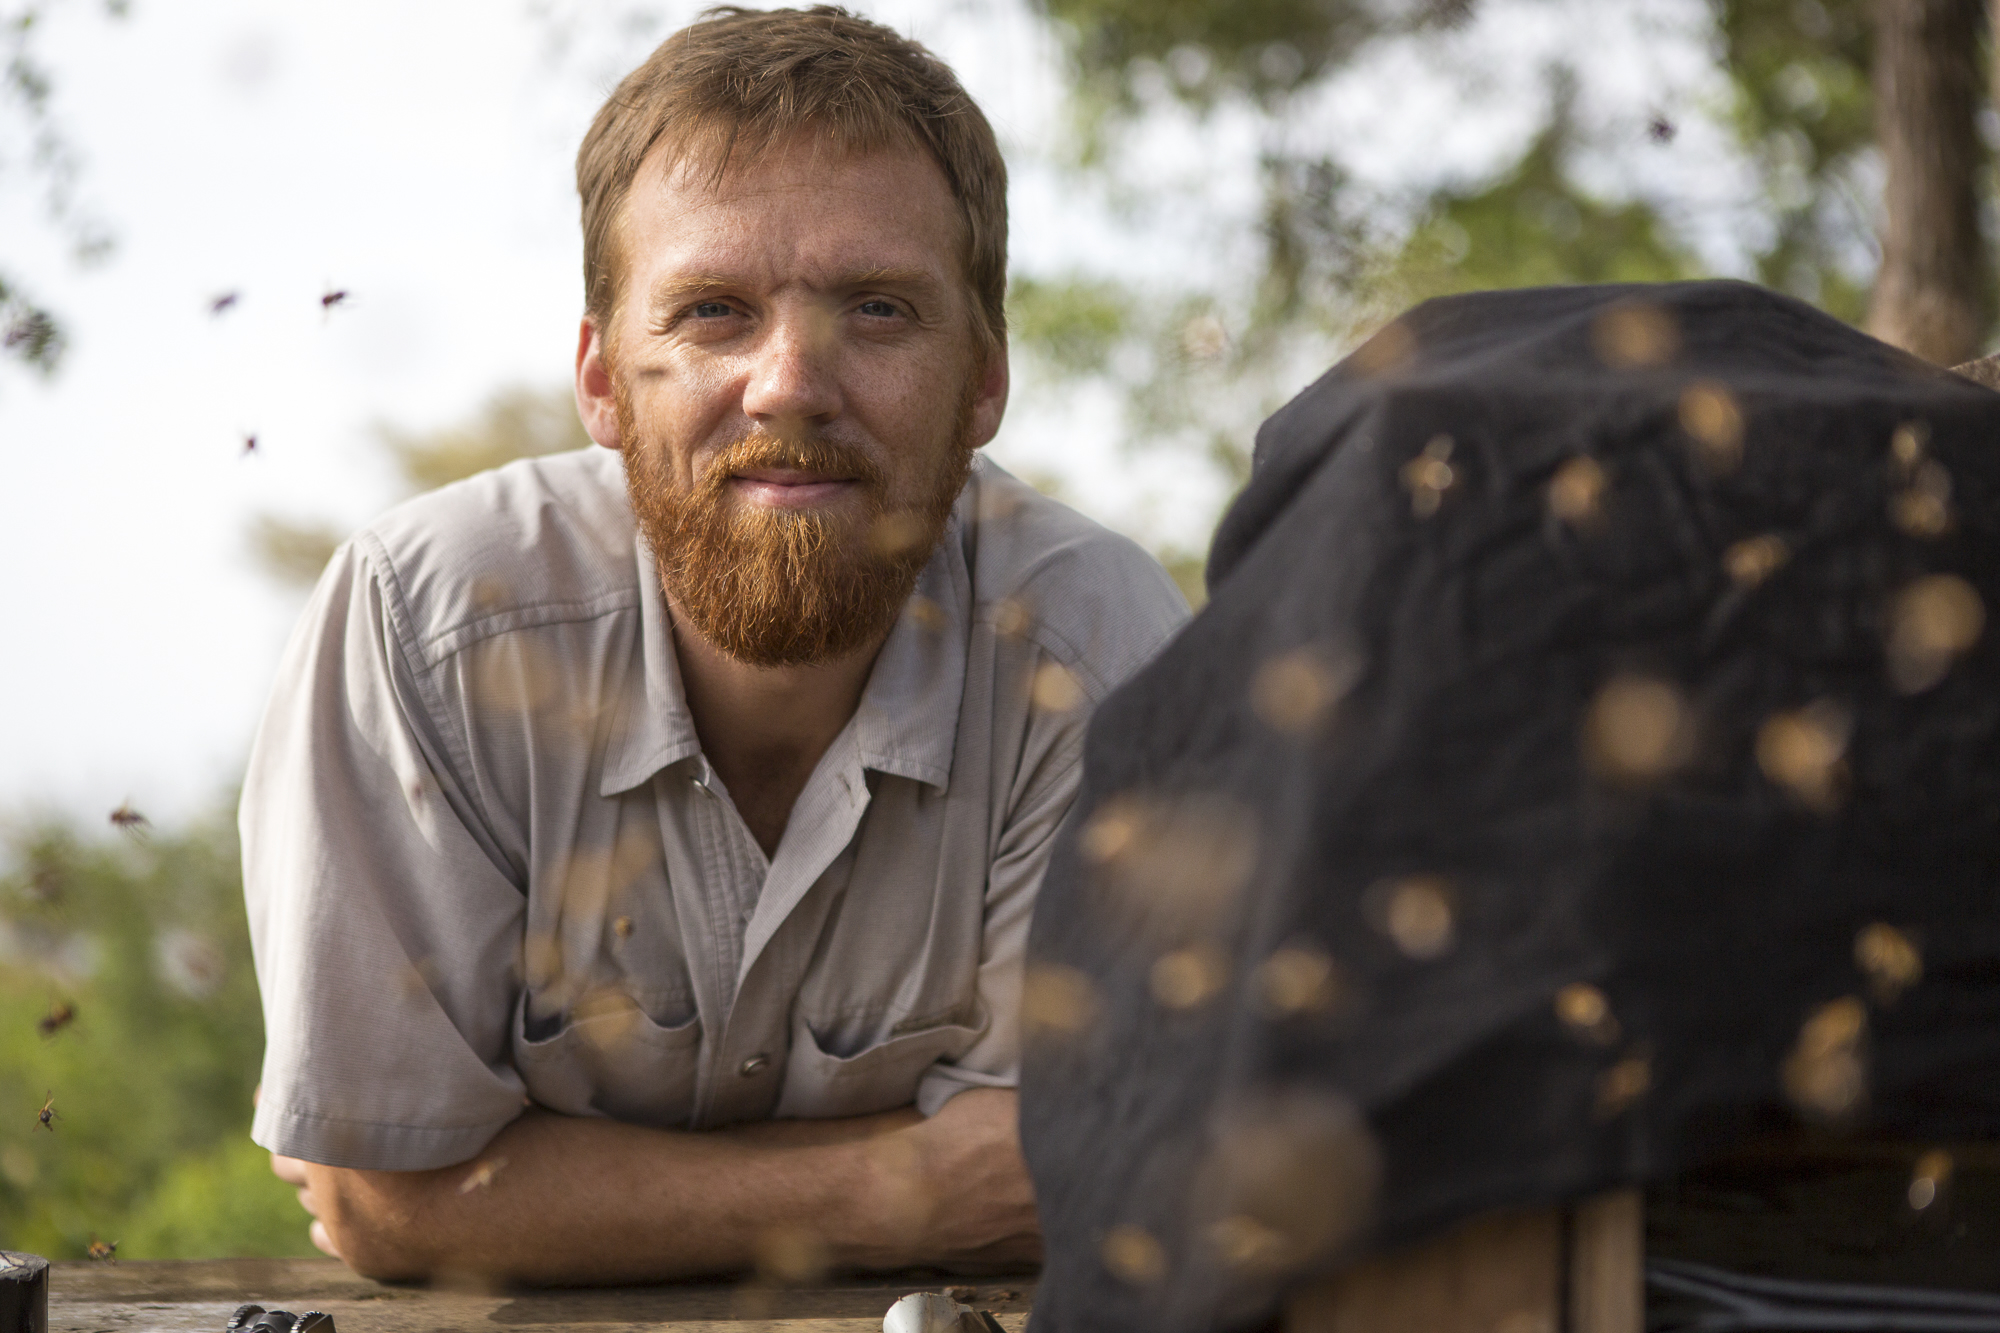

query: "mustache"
(700, 431), (883, 491)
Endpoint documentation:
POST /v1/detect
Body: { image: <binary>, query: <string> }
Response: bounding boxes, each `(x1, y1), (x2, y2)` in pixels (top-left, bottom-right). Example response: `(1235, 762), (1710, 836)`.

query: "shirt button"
(739, 1054), (771, 1077)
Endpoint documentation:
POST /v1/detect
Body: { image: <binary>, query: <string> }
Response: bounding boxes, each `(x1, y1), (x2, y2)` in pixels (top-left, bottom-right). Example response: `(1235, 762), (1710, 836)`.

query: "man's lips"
(728, 468), (862, 508)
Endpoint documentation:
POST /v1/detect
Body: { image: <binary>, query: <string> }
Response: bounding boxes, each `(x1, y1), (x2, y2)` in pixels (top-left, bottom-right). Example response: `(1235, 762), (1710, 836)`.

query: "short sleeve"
(243, 543), (529, 1170)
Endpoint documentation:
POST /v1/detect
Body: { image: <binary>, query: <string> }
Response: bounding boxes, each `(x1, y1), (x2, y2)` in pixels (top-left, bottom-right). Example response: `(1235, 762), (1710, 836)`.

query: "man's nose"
(742, 306), (842, 427)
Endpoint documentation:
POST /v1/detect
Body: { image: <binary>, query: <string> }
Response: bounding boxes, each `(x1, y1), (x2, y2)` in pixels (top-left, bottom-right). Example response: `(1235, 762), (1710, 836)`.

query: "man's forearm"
(310, 1107), (925, 1285)
(720, 1106), (920, 1149)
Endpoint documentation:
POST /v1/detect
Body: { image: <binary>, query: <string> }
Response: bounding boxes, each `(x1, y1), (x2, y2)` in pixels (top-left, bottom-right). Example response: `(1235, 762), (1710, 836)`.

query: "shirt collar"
(599, 535), (704, 796)
(599, 507), (971, 798)
(850, 513), (969, 792)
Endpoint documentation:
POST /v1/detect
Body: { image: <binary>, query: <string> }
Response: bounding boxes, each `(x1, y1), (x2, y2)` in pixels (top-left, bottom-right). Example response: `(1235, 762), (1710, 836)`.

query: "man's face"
(574, 136), (1009, 667)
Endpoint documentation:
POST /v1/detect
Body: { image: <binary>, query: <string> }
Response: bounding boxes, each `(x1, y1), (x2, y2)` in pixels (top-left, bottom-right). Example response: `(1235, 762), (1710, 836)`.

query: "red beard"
(619, 394), (974, 668)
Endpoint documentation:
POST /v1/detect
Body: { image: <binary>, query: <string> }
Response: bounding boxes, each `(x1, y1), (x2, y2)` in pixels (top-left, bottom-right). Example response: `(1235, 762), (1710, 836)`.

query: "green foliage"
(378, 383), (593, 495)
(1251, 153), (1378, 333)
(1717, 0), (1874, 180)
(1711, 0), (1877, 318)
(0, 813), (314, 1259)
(251, 383), (592, 589)
(1392, 75), (1702, 303)
(1034, 0), (1375, 105)
(244, 515), (347, 592)
(2, 0), (126, 376)
(1033, 0), (1474, 108)
(0, 275), (63, 374)
(1010, 0), (1929, 536)
(123, 1134), (315, 1259)
(1154, 548), (1209, 610)
(1007, 275), (1134, 375)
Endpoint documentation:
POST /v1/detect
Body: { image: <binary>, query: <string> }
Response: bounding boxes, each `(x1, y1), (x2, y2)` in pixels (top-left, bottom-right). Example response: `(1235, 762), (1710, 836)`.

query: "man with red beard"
(239, 5), (1188, 1286)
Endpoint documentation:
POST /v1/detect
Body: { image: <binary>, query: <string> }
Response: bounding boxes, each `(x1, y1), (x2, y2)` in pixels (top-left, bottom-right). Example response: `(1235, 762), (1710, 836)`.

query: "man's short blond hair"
(576, 5), (1008, 351)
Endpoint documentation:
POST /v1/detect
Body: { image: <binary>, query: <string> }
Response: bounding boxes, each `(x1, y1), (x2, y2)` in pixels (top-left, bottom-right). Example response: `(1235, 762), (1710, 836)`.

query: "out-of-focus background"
(0, 0), (1986, 1258)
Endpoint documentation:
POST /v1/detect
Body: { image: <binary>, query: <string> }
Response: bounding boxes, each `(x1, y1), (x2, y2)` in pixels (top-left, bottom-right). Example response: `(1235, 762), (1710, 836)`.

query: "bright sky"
(0, 0), (1726, 829)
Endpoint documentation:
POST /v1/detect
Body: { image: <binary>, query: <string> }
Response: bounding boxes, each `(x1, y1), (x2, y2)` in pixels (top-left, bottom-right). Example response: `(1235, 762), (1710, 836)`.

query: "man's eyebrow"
(646, 268), (944, 310)
(843, 267), (940, 291)
(646, 274), (735, 310)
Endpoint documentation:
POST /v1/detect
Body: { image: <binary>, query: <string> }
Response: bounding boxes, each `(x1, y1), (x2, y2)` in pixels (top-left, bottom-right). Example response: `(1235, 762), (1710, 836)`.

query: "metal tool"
(225, 1305), (335, 1333)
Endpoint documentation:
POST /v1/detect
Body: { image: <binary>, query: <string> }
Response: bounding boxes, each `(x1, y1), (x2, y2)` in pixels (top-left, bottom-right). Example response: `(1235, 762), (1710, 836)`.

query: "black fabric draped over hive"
(1019, 281), (2000, 1333)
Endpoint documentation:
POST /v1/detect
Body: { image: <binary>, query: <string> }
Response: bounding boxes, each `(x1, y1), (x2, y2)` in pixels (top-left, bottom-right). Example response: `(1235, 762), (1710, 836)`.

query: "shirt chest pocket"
(772, 1009), (982, 1119)
(511, 992), (702, 1129)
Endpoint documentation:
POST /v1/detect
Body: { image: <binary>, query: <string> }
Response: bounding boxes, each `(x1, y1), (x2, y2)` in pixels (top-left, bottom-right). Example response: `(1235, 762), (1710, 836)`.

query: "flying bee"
(37, 1093), (58, 1131)
(86, 1236), (116, 1262)
(320, 288), (349, 311)
(209, 292), (240, 316)
(242, 433), (258, 457)
(38, 1000), (74, 1038)
(109, 804), (148, 833)
(457, 1156), (508, 1194)
(1647, 113), (1677, 143)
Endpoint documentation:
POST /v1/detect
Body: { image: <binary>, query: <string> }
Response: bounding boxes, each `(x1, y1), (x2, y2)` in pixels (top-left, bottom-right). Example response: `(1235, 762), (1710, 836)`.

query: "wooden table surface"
(44, 1258), (1036, 1333)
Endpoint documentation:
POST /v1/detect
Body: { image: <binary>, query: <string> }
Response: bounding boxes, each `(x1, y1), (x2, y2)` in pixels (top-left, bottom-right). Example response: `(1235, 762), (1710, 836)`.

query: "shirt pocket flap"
(512, 992), (702, 1129)
(774, 1012), (981, 1120)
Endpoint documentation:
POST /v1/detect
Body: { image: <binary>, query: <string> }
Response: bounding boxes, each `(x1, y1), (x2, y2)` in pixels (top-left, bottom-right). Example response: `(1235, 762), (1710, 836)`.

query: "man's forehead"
(632, 224), (953, 297)
(619, 137), (966, 295)
(637, 132), (952, 220)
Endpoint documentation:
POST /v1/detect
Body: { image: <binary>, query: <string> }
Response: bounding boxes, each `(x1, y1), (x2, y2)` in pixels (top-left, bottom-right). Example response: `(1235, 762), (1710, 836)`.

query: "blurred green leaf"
(1392, 72), (1701, 301)
(379, 383), (592, 495)
(0, 273), (64, 376)
(1032, 0), (1474, 108)
(1013, 0), (1941, 548)
(122, 1135), (316, 1259)
(1, 0), (128, 376)
(1034, 0), (1375, 104)
(245, 516), (344, 592)
(1008, 275), (1135, 376)
(1155, 547), (1207, 609)
(1712, 0), (1877, 319)
(0, 810), (314, 1259)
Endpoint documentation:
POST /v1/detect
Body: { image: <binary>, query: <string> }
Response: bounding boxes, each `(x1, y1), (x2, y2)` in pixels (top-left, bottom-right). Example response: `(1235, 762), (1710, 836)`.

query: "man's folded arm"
(289, 1088), (1037, 1284)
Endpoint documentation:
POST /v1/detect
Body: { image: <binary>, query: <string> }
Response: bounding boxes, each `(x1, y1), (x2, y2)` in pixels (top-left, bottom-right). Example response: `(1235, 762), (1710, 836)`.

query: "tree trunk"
(1866, 0), (1990, 365)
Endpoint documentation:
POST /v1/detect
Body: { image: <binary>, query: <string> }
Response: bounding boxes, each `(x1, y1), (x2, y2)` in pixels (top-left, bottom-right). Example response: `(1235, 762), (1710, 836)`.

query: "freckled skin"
(573, 139), (1007, 518)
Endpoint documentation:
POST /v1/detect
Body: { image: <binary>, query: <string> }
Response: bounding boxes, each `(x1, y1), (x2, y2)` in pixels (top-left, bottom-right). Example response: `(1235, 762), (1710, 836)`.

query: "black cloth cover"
(1019, 281), (2000, 1333)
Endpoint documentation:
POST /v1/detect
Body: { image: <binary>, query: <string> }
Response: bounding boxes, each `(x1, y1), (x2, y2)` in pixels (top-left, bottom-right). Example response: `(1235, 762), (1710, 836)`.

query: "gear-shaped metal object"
(224, 1304), (335, 1332)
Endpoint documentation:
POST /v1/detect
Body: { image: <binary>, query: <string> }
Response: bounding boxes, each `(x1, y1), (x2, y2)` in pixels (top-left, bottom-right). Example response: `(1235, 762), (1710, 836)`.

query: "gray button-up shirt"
(243, 448), (1188, 1170)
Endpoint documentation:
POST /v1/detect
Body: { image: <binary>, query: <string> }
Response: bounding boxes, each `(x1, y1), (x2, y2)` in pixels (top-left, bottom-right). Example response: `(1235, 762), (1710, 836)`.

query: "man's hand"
(864, 1089), (1040, 1270)
(261, 1088), (345, 1260)
(269, 1153), (340, 1259)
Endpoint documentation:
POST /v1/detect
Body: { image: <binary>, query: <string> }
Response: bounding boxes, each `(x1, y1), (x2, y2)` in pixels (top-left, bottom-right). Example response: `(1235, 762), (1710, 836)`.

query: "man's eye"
(692, 301), (735, 318)
(857, 299), (900, 318)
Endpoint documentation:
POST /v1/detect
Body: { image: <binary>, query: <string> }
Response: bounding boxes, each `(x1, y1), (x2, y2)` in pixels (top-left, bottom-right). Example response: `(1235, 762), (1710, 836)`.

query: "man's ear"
(574, 317), (623, 450)
(968, 341), (1010, 450)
